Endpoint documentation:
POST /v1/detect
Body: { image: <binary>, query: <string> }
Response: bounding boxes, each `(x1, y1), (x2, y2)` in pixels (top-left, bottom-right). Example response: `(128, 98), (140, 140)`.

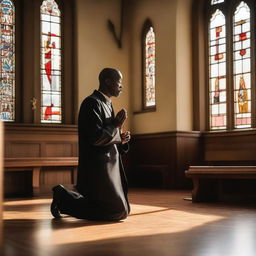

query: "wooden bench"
(185, 166), (256, 202)
(4, 157), (78, 196)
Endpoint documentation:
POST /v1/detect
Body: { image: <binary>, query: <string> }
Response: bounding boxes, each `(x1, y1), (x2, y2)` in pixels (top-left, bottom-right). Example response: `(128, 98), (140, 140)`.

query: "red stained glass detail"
(239, 32), (247, 41)
(44, 104), (61, 120)
(45, 61), (52, 83)
(236, 117), (251, 125)
(215, 26), (222, 37)
(47, 32), (58, 37)
(2, 28), (11, 33)
(239, 49), (246, 56)
(214, 53), (223, 60)
(44, 32), (56, 84)
(212, 115), (224, 127)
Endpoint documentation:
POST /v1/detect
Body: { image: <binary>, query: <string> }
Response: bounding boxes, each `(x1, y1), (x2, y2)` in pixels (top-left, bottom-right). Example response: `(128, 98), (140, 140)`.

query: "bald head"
(99, 68), (121, 84)
(98, 68), (123, 97)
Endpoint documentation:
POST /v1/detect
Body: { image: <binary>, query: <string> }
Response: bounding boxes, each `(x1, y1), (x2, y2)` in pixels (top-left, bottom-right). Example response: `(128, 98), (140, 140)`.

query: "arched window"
(233, 2), (251, 129)
(0, 0), (15, 122)
(0, 0), (75, 125)
(207, 0), (255, 130)
(142, 19), (156, 111)
(40, 0), (61, 123)
(209, 9), (227, 130)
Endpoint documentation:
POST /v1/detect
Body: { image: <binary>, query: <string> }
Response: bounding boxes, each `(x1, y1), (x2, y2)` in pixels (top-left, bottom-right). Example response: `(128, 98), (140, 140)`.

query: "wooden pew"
(185, 166), (256, 202)
(4, 157), (78, 196)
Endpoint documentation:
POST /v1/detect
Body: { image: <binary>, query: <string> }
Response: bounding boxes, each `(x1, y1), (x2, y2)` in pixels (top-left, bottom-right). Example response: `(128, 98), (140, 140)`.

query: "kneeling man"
(50, 68), (131, 221)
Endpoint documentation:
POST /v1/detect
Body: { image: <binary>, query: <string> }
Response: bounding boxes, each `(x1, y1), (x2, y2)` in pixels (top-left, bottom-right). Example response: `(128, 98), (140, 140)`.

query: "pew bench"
(4, 157), (78, 196)
(185, 166), (256, 202)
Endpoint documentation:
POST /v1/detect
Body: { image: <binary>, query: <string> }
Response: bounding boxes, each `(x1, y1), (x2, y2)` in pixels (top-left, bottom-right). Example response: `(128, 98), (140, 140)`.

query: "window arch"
(207, 0), (256, 130)
(0, 0), (15, 122)
(142, 19), (156, 111)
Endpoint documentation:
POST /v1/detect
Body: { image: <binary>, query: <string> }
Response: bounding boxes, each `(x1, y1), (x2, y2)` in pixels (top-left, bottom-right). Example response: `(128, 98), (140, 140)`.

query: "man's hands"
(113, 108), (127, 128)
(121, 131), (131, 144)
(113, 108), (131, 144)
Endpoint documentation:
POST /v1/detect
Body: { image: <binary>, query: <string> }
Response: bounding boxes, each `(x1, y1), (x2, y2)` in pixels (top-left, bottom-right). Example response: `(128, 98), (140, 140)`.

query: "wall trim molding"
(203, 129), (256, 137)
(4, 123), (78, 134)
(132, 131), (201, 140)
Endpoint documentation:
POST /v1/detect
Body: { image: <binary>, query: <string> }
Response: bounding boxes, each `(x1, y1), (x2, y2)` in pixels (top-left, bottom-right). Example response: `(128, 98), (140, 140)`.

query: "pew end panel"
(185, 166), (256, 202)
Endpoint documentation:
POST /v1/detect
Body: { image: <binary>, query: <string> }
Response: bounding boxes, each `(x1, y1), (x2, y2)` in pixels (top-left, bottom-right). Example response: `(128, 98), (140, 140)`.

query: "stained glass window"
(233, 2), (251, 129)
(40, 0), (61, 123)
(211, 0), (224, 5)
(0, 0), (15, 122)
(209, 10), (227, 130)
(145, 27), (155, 108)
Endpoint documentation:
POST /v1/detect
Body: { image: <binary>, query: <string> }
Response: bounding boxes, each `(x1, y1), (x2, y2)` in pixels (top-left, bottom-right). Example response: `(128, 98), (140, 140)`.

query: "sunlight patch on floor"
(4, 198), (51, 206)
(50, 203), (225, 245)
(4, 199), (52, 220)
(3, 197), (226, 247)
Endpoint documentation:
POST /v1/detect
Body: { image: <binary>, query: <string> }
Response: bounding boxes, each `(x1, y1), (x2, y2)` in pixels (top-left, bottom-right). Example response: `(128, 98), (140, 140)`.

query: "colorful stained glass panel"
(145, 27), (155, 107)
(209, 9), (227, 130)
(40, 0), (61, 123)
(0, 0), (15, 121)
(233, 2), (251, 128)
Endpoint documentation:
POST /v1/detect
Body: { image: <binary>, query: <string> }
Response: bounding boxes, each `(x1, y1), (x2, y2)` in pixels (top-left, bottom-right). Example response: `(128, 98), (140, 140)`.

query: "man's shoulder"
(81, 91), (103, 108)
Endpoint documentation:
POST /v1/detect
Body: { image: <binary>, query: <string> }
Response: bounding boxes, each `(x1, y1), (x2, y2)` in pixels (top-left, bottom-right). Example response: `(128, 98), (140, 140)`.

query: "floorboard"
(2, 189), (256, 256)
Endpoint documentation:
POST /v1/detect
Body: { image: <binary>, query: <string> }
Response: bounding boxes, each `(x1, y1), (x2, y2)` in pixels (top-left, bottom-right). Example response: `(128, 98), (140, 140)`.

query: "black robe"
(76, 90), (130, 220)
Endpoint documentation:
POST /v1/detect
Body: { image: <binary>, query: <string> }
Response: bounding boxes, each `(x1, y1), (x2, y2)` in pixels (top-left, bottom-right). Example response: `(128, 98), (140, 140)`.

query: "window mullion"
(226, 5), (233, 130)
(251, 1), (256, 128)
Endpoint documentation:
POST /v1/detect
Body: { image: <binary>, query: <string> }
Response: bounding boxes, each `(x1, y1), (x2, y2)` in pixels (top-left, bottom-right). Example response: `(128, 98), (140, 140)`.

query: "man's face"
(107, 72), (123, 97)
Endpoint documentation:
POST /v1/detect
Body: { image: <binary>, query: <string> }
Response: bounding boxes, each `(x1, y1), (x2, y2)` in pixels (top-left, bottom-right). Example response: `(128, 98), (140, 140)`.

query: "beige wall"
(129, 0), (193, 134)
(129, 0), (177, 134)
(76, 0), (193, 134)
(176, 0), (193, 131)
(76, 0), (131, 130)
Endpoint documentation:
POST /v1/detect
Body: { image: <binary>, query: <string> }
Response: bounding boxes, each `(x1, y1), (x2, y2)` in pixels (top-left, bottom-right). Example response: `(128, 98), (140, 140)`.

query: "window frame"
(40, 0), (62, 124)
(206, 0), (256, 131)
(141, 18), (156, 112)
(1, 0), (76, 126)
(0, 0), (20, 122)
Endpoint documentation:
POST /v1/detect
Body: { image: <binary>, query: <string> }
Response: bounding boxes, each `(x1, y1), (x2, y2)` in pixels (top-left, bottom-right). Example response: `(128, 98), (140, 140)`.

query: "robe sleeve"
(79, 97), (122, 146)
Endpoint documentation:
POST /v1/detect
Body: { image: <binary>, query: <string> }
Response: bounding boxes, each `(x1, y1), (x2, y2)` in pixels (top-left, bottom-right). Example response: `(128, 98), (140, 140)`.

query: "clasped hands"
(113, 108), (131, 144)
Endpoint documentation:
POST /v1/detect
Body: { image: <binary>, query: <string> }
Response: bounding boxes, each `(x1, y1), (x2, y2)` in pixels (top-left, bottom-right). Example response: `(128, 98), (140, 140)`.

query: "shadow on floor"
(3, 215), (256, 256)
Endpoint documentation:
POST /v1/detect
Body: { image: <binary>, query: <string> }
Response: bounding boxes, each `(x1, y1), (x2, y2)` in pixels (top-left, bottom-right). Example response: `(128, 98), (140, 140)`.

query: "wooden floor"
(2, 189), (256, 256)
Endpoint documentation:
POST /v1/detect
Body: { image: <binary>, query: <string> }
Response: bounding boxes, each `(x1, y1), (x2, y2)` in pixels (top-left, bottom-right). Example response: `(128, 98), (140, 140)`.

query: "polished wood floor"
(2, 189), (256, 256)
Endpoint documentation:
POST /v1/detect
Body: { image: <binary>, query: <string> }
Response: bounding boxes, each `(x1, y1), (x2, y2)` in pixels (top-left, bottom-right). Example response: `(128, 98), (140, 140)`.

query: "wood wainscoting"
(203, 130), (256, 163)
(128, 131), (202, 189)
(4, 124), (78, 197)
(5, 126), (256, 195)
(189, 130), (256, 200)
